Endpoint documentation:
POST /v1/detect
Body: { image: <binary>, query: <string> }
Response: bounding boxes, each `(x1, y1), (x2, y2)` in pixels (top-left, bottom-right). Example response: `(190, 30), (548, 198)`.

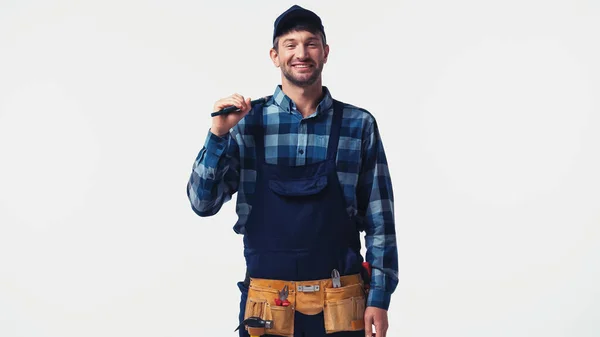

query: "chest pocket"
(268, 175), (328, 197)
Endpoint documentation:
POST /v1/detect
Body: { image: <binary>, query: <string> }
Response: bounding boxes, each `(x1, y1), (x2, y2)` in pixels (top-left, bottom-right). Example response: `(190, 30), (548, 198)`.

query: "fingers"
(231, 93), (245, 111)
(216, 97), (242, 111)
(374, 317), (388, 337)
(231, 94), (253, 113)
(210, 93), (253, 136)
(237, 96), (252, 115)
(213, 93), (250, 113)
(364, 313), (373, 337)
(364, 307), (388, 337)
(243, 97), (252, 113)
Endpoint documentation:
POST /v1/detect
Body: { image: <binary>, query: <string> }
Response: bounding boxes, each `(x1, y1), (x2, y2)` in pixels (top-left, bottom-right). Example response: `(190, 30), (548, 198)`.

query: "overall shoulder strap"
(326, 99), (344, 160)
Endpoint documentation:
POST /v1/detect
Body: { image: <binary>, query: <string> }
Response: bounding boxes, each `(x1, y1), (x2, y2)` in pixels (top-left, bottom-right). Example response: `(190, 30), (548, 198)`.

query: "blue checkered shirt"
(187, 85), (398, 310)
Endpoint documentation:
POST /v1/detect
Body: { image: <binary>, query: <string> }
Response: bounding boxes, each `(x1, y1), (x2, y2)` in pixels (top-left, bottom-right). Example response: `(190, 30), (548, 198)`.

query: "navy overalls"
(236, 98), (365, 337)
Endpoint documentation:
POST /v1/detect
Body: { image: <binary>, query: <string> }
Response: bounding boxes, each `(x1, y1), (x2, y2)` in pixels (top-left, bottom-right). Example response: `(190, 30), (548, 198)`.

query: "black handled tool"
(211, 97), (268, 117)
(234, 316), (273, 337)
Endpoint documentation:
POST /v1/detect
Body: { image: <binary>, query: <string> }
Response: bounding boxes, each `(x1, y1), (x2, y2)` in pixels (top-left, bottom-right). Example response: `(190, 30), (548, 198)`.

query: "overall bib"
(236, 99), (366, 337)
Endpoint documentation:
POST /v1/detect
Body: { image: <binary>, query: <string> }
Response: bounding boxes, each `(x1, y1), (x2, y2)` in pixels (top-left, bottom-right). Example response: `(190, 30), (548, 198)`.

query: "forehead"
(278, 29), (321, 42)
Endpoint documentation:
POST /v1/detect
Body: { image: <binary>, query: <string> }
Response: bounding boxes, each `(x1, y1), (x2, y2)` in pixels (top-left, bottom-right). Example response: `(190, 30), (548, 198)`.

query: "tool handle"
(362, 262), (372, 277)
(211, 97), (267, 117)
(362, 262), (372, 290)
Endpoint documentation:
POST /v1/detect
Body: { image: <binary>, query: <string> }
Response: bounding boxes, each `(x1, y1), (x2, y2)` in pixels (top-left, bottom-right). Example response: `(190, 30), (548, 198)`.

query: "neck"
(281, 79), (323, 118)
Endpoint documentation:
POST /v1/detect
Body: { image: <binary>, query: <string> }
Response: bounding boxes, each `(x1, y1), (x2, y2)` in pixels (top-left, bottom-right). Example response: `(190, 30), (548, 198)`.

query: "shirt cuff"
(201, 128), (230, 169)
(366, 288), (392, 311)
(204, 128), (229, 156)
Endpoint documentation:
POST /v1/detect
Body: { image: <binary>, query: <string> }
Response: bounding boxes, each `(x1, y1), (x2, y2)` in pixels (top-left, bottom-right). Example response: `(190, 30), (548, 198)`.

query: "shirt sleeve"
(186, 128), (241, 217)
(357, 118), (399, 310)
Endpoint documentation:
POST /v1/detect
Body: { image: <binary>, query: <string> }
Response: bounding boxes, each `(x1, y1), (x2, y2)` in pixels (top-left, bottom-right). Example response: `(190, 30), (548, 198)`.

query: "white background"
(1, 0), (599, 336)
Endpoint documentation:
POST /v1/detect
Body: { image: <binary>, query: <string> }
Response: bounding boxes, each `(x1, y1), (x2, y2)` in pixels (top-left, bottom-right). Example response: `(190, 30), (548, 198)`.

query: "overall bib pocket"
(323, 283), (366, 333)
(244, 284), (295, 337)
(268, 175), (328, 197)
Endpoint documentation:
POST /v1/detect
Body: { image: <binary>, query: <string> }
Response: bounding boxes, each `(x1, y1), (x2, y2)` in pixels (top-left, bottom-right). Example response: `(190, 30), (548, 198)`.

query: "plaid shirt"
(187, 85), (398, 310)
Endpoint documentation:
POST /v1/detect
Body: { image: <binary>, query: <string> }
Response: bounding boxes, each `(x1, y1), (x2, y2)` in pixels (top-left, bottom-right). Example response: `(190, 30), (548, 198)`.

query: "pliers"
(331, 269), (341, 288)
(274, 285), (290, 306)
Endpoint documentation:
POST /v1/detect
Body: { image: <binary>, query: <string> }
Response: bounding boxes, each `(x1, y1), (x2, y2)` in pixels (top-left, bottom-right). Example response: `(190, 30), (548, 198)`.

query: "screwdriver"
(211, 96), (268, 117)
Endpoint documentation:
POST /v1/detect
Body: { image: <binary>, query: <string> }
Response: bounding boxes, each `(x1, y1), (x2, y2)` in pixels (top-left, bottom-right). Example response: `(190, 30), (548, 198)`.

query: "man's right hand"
(210, 93), (252, 137)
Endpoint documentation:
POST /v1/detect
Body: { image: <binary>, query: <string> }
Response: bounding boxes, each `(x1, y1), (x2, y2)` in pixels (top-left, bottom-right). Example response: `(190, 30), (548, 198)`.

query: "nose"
(295, 44), (309, 59)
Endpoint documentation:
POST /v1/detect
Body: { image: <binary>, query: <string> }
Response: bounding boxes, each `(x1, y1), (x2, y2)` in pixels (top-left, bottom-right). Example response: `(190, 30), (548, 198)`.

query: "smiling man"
(186, 5), (398, 337)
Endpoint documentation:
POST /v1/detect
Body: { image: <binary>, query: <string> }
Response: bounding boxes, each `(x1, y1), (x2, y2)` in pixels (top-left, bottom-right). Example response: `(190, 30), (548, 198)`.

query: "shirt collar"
(271, 85), (334, 117)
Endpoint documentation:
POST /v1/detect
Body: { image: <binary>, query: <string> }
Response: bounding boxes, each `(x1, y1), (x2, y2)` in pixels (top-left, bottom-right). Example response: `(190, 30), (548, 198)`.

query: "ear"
(323, 44), (330, 64)
(270, 48), (280, 68)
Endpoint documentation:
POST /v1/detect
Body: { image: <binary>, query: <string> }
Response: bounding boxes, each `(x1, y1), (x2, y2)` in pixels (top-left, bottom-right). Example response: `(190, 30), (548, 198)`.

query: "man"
(186, 5), (398, 337)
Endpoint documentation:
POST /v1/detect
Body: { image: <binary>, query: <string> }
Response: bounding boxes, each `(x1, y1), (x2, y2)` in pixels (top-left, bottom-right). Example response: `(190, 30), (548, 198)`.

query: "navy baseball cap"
(273, 5), (326, 43)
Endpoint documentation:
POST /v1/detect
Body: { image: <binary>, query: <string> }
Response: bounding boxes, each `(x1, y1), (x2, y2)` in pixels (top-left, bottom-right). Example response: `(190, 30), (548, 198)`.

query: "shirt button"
(299, 149), (304, 155)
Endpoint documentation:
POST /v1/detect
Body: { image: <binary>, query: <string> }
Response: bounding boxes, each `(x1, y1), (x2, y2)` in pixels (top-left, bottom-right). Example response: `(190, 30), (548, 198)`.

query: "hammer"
(234, 316), (273, 337)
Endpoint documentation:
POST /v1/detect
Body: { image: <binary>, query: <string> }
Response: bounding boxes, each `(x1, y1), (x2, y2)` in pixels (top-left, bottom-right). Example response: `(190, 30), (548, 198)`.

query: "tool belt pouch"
(323, 283), (366, 333)
(244, 285), (294, 337)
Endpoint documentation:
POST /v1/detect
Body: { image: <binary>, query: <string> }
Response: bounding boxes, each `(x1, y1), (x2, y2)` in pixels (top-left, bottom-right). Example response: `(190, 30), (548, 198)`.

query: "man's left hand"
(364, 306), (388, 337)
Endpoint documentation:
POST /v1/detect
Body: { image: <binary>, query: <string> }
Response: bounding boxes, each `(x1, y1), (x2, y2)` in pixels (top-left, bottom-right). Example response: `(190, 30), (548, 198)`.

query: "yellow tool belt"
(243, 273), (366, 337)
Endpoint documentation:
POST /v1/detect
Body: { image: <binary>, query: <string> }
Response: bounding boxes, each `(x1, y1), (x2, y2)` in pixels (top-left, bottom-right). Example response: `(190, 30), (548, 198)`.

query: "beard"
(281, 62), (323, 87)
